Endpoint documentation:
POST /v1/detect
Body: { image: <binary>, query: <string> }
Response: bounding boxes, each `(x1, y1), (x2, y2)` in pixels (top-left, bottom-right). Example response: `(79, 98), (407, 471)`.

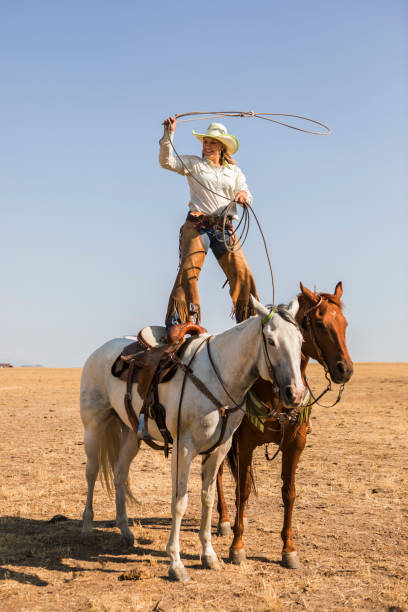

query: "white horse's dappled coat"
(80, 296), (304, 581)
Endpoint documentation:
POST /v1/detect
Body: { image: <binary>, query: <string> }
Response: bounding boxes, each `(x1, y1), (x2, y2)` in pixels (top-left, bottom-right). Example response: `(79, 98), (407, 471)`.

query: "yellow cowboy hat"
(192, 122), (239, 155)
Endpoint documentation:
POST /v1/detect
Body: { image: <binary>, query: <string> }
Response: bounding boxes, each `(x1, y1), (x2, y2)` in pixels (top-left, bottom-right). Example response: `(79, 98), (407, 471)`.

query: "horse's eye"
(268, 338), (275, 347)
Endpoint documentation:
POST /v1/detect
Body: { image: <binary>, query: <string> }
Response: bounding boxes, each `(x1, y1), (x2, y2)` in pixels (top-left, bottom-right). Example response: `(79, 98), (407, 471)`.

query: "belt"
(187, 211), (233, 227)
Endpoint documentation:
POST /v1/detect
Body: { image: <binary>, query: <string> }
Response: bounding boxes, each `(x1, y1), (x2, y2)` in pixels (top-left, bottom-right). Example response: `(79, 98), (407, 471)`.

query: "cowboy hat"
(192, 122), (239, 155)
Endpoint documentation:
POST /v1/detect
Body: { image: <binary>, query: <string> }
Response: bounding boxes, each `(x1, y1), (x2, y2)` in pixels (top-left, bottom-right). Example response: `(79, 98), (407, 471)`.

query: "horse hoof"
(80, 532), (95, 546)
(168, 567), (190, 583)
(202, 555), (221, 570)
(229, 548), (246, 565)
(217, 522), (232, 537)
(243, 517), (249, 530)
(120, 533), (134, 548)
(282, 551), (301, 569)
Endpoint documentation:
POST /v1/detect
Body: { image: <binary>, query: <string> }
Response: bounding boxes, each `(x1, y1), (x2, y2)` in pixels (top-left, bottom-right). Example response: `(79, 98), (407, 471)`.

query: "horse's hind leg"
(81, 415), (107, 542)
(229, 427), (255, 565)
(281, 425), (306, 569)
(114, 427), (140, 547)
(216, 461), (233, 537)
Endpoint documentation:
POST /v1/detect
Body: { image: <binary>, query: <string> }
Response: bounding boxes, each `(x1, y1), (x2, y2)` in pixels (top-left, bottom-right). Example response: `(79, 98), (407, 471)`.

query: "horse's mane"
(266, 304), (299, 328)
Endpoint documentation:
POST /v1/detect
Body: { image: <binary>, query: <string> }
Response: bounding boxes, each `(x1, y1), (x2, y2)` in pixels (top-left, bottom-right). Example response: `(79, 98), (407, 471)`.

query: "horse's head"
(250, 295), (305, 408)
(298, 281), (353, 384)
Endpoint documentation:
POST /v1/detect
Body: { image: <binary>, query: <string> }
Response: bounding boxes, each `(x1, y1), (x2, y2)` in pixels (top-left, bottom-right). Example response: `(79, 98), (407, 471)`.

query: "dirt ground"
(0, 363), (407, 611)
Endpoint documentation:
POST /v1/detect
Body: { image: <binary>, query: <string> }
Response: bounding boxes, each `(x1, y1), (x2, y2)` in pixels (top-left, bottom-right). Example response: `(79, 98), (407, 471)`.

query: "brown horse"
(216, 281), (353, 568)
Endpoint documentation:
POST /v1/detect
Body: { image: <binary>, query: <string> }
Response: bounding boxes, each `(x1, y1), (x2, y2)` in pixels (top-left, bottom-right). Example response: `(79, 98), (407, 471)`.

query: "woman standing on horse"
(160, 115), (259, 331)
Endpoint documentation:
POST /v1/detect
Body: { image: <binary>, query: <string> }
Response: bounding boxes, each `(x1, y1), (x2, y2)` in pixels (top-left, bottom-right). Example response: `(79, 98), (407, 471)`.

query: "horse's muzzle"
(331, 359), (354, 384)
(282, 384), (304, 408)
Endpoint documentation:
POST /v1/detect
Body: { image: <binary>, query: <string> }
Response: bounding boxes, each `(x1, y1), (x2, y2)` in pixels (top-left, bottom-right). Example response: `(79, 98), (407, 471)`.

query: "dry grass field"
(0, 364), (407, 611)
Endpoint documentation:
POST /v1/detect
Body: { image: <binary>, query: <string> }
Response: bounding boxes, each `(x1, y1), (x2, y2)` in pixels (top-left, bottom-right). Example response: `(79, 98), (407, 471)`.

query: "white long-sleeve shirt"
(159, 130), (252, 218)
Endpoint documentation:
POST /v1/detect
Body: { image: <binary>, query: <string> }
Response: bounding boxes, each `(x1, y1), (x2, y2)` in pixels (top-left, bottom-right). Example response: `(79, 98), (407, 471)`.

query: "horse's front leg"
(166, 435), (194, 582)
(229, 427), (254, 564)
(280, 423), (307, 569)
(216, 461), (233, 536)
(200, 445), (230, 569)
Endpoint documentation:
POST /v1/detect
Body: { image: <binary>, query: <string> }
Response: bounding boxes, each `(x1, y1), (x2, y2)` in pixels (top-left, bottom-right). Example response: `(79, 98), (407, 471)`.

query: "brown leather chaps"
(166, 214), (259, 325)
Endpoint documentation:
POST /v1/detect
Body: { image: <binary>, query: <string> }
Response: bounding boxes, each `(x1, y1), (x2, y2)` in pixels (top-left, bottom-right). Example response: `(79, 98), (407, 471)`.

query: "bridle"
(301, 296), (345, 408)
(260, 308), (280, 390)
(257, 298), (346, 463)
(259, 307), (306, 462)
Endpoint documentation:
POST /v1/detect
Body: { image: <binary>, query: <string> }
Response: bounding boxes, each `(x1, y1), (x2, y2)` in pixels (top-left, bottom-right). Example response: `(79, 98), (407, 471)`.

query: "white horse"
(80, 296), (304, 582)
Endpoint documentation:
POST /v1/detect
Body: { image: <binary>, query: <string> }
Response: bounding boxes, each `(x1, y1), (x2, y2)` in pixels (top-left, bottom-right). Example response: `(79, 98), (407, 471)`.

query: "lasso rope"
(175, 110), (332, 136)
(165, 125), (277, 303)
(163, 110), (331, 305)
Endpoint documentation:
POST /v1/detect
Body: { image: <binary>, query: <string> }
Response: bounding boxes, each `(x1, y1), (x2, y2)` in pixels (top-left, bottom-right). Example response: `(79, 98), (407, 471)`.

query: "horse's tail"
(226, 431), (258, 497)
(98, 413), (136, 502)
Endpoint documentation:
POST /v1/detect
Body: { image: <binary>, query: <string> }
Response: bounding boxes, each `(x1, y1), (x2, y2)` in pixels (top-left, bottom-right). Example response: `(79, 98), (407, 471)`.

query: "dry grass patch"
(0, 364), (407, 611)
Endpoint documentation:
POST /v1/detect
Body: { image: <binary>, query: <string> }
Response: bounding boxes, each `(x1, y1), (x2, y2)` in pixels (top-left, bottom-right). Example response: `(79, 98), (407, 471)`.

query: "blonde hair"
(220, 147), (236, 165)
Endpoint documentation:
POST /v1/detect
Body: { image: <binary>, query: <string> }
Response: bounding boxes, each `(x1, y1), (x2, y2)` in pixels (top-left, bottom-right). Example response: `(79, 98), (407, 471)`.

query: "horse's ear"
(250, 294), (269, 319)
(288, 296), (299, 318)
(300, 282), (319, 304)
(334, 281), (343, 299)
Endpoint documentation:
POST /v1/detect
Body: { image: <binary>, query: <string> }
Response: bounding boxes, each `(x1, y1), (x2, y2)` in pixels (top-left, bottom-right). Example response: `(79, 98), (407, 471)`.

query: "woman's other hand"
(235, 190), (249, 206)
(164, 115), (177, 132)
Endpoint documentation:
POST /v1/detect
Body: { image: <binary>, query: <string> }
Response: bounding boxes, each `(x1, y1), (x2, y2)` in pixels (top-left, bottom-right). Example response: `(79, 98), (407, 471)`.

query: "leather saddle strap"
(206, 339), (244, 413)
(170, 347), (225, 410)
(124, 359), (140, 432)
(124, 358), (166, 452)
(200, 338), (246, 455)
(172, 337), (234, 457)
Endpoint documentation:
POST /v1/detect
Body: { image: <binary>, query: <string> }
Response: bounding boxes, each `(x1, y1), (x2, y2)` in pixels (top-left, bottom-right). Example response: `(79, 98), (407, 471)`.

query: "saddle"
(111, 322), (207, 455)
(112, 323), (206, 397)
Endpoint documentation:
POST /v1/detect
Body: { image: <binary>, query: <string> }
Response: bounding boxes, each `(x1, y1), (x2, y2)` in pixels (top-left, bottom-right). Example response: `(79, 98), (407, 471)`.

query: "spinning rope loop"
(174, 110), (332, 136)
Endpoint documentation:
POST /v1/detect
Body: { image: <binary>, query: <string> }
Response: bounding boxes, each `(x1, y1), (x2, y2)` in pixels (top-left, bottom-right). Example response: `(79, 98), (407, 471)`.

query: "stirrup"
(136, 414), (152, 441)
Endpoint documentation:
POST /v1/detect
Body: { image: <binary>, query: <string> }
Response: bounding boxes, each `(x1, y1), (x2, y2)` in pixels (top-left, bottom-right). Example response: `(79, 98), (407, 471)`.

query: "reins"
(206, 340), (246, 414)
(304, 372), (344, 409)
(301, 297), (345, 408)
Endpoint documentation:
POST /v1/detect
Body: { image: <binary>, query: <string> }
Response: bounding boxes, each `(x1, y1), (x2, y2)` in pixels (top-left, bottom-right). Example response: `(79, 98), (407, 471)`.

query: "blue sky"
(1, 0), (407, 366)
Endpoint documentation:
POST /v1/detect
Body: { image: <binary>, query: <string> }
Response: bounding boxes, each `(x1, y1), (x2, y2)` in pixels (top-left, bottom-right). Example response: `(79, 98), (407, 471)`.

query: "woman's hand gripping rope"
(163, 115), (177, 132)
(234, 190), (249, 206)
